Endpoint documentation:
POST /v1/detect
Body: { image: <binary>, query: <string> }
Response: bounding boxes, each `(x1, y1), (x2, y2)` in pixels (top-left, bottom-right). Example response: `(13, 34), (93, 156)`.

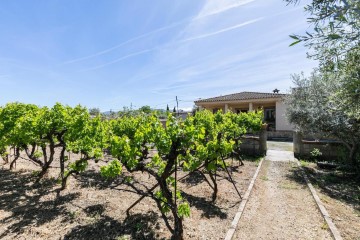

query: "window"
(235, 109), (248, 114)
(264, 108), (275, 121)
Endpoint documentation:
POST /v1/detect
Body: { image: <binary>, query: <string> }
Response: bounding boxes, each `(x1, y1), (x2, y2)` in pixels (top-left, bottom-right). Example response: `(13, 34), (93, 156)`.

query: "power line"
(152, 100), (176, 108)
(106, 97), (195, 112)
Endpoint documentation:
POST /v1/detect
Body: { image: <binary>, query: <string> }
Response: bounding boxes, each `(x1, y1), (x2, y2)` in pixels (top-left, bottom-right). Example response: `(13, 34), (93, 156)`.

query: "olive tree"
(285, 0), (360, 169)
(286, 71), (360, 167)
(286, 0), (360, 65)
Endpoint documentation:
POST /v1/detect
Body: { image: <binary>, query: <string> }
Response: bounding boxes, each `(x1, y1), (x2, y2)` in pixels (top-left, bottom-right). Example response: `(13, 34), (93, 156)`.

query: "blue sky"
(0, 0), (315, 111)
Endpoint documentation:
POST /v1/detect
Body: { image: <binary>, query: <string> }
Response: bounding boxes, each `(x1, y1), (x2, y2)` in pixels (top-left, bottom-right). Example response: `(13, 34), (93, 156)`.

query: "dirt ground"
(2, 146), (358, 240)
(234, 160), (333, 240)
(0, 153), (258, 240)
(302, 163), (360, 240)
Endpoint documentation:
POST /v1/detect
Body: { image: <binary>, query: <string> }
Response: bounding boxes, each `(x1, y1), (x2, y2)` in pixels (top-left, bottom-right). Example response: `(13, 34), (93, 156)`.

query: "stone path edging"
(294, 159), (343, 240)
(224, 158), (264, 240)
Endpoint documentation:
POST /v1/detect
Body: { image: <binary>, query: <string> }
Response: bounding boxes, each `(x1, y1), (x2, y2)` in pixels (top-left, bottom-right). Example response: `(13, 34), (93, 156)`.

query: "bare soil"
(302, 163), (360, 240)
(234, 160), (333, 240)
(0, 153), (258, 240)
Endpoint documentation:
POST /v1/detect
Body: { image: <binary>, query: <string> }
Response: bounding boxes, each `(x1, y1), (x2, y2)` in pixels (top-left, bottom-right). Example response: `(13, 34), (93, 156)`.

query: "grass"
(321, 221), (329, 230)
(68, 210), (79, 220)
(242, 155), (263, 164)
(355, 209), (360, 217)
(300, 160), (310, 168)
(260, 175), (269, 181)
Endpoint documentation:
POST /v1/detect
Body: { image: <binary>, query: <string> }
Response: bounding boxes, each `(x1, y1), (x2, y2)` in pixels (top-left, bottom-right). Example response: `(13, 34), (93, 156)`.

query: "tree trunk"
(208, 171), (218, 202)
(60, 147), (66, 189)
(36, 142), (55, 182)
(36, 162), (51, 182)
(158, 177), (184, 240)
(9, 148), (20, 170)
(203, 158), (218, 202)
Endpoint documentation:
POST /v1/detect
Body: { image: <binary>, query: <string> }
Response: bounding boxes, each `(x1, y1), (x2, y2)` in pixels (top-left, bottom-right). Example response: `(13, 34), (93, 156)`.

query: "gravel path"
(233, 150), (332, 240)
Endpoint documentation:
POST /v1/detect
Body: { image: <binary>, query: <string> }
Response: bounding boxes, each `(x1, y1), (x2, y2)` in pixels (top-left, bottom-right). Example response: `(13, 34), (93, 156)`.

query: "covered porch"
(198, 100), (277, 131)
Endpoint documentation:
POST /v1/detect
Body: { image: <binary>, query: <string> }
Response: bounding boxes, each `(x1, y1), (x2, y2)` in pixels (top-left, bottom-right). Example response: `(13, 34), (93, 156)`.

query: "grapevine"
(0, 102), (263, 239)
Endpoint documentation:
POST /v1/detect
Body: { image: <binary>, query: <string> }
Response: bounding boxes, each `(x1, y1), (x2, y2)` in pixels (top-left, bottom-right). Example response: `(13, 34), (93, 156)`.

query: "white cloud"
(181, 18), (262, 42)
(196, 0), (256, 18)
(61, 20), (188, 65)
(78, 17), (261, 72)
(79, 48), (154, 72)
(62, 0), (256, 66)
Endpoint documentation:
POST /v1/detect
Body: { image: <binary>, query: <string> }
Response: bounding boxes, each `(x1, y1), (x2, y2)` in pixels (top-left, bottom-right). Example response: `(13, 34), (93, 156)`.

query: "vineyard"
(0, 103), (263, 240)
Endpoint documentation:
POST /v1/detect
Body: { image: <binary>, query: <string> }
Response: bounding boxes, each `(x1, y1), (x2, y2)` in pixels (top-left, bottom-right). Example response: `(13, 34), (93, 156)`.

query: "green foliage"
(300, 160), (310, 168)
(0, 149), (9, 160)
(155, 190), (171, 214)
(33, 150), (43, 159)
(285, 0), (360, 170)
(102, 109), (263, 231)
(1, 102), (263, 238)
(100, 159), (122, 179)
(89, 107), (101, 116)
(139, 105), (152, 114)
(0, 102), (108, 184)
(286, 71), (360, 167)
(177, 202), (190, 218)
(0, 102), (40, 150)
(67, 160), (89, 175)
(310, 148), (323, 160)
(286, 0), (360, 65)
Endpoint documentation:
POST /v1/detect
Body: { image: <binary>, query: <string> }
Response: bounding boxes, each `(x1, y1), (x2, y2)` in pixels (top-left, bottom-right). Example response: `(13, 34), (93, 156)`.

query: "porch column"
(225, 103), (229, 113)
(249, 102), (253, 111)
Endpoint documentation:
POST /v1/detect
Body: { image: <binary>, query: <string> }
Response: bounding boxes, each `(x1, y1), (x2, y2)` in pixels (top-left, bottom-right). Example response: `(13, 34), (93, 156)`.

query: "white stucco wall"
(276, 101), (293, 131)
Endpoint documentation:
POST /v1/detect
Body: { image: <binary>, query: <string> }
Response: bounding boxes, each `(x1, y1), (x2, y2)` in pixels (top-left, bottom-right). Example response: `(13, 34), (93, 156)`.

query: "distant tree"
(173, 107), (176, 113)
(89, 108), (100, 116)
(109, 111), (117, 119)
(166, 104), (170, 112)
(139, 105), (152, 114)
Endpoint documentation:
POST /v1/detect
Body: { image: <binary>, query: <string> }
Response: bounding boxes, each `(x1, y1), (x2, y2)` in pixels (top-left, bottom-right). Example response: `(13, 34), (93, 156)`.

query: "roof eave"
(195, 96), (286, 105)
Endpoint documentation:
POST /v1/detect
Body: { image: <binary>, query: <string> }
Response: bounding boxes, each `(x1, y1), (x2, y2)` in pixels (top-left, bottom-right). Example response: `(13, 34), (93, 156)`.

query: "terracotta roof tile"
(194, 91), (287, 103)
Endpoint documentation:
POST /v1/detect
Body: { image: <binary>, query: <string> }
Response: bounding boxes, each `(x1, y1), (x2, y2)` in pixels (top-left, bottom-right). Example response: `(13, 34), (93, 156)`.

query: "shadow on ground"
(0, 169), (164, 239)
(285, 165), (360, 211)
(74, 169), (115, 189)
(180, 171), (206, 186)
(182, 192), (228, 219)
(64, 211), (163, 240)
(0, 169), (79, 238)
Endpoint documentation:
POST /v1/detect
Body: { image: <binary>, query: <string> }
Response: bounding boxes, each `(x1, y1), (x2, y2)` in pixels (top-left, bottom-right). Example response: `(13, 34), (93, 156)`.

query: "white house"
(194, 91), (294, 138)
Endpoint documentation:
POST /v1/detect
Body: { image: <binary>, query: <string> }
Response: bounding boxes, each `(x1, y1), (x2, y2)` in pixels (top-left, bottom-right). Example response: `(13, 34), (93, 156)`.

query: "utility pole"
(176, 96), (179, 117)
(174, 95), (179, 236)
